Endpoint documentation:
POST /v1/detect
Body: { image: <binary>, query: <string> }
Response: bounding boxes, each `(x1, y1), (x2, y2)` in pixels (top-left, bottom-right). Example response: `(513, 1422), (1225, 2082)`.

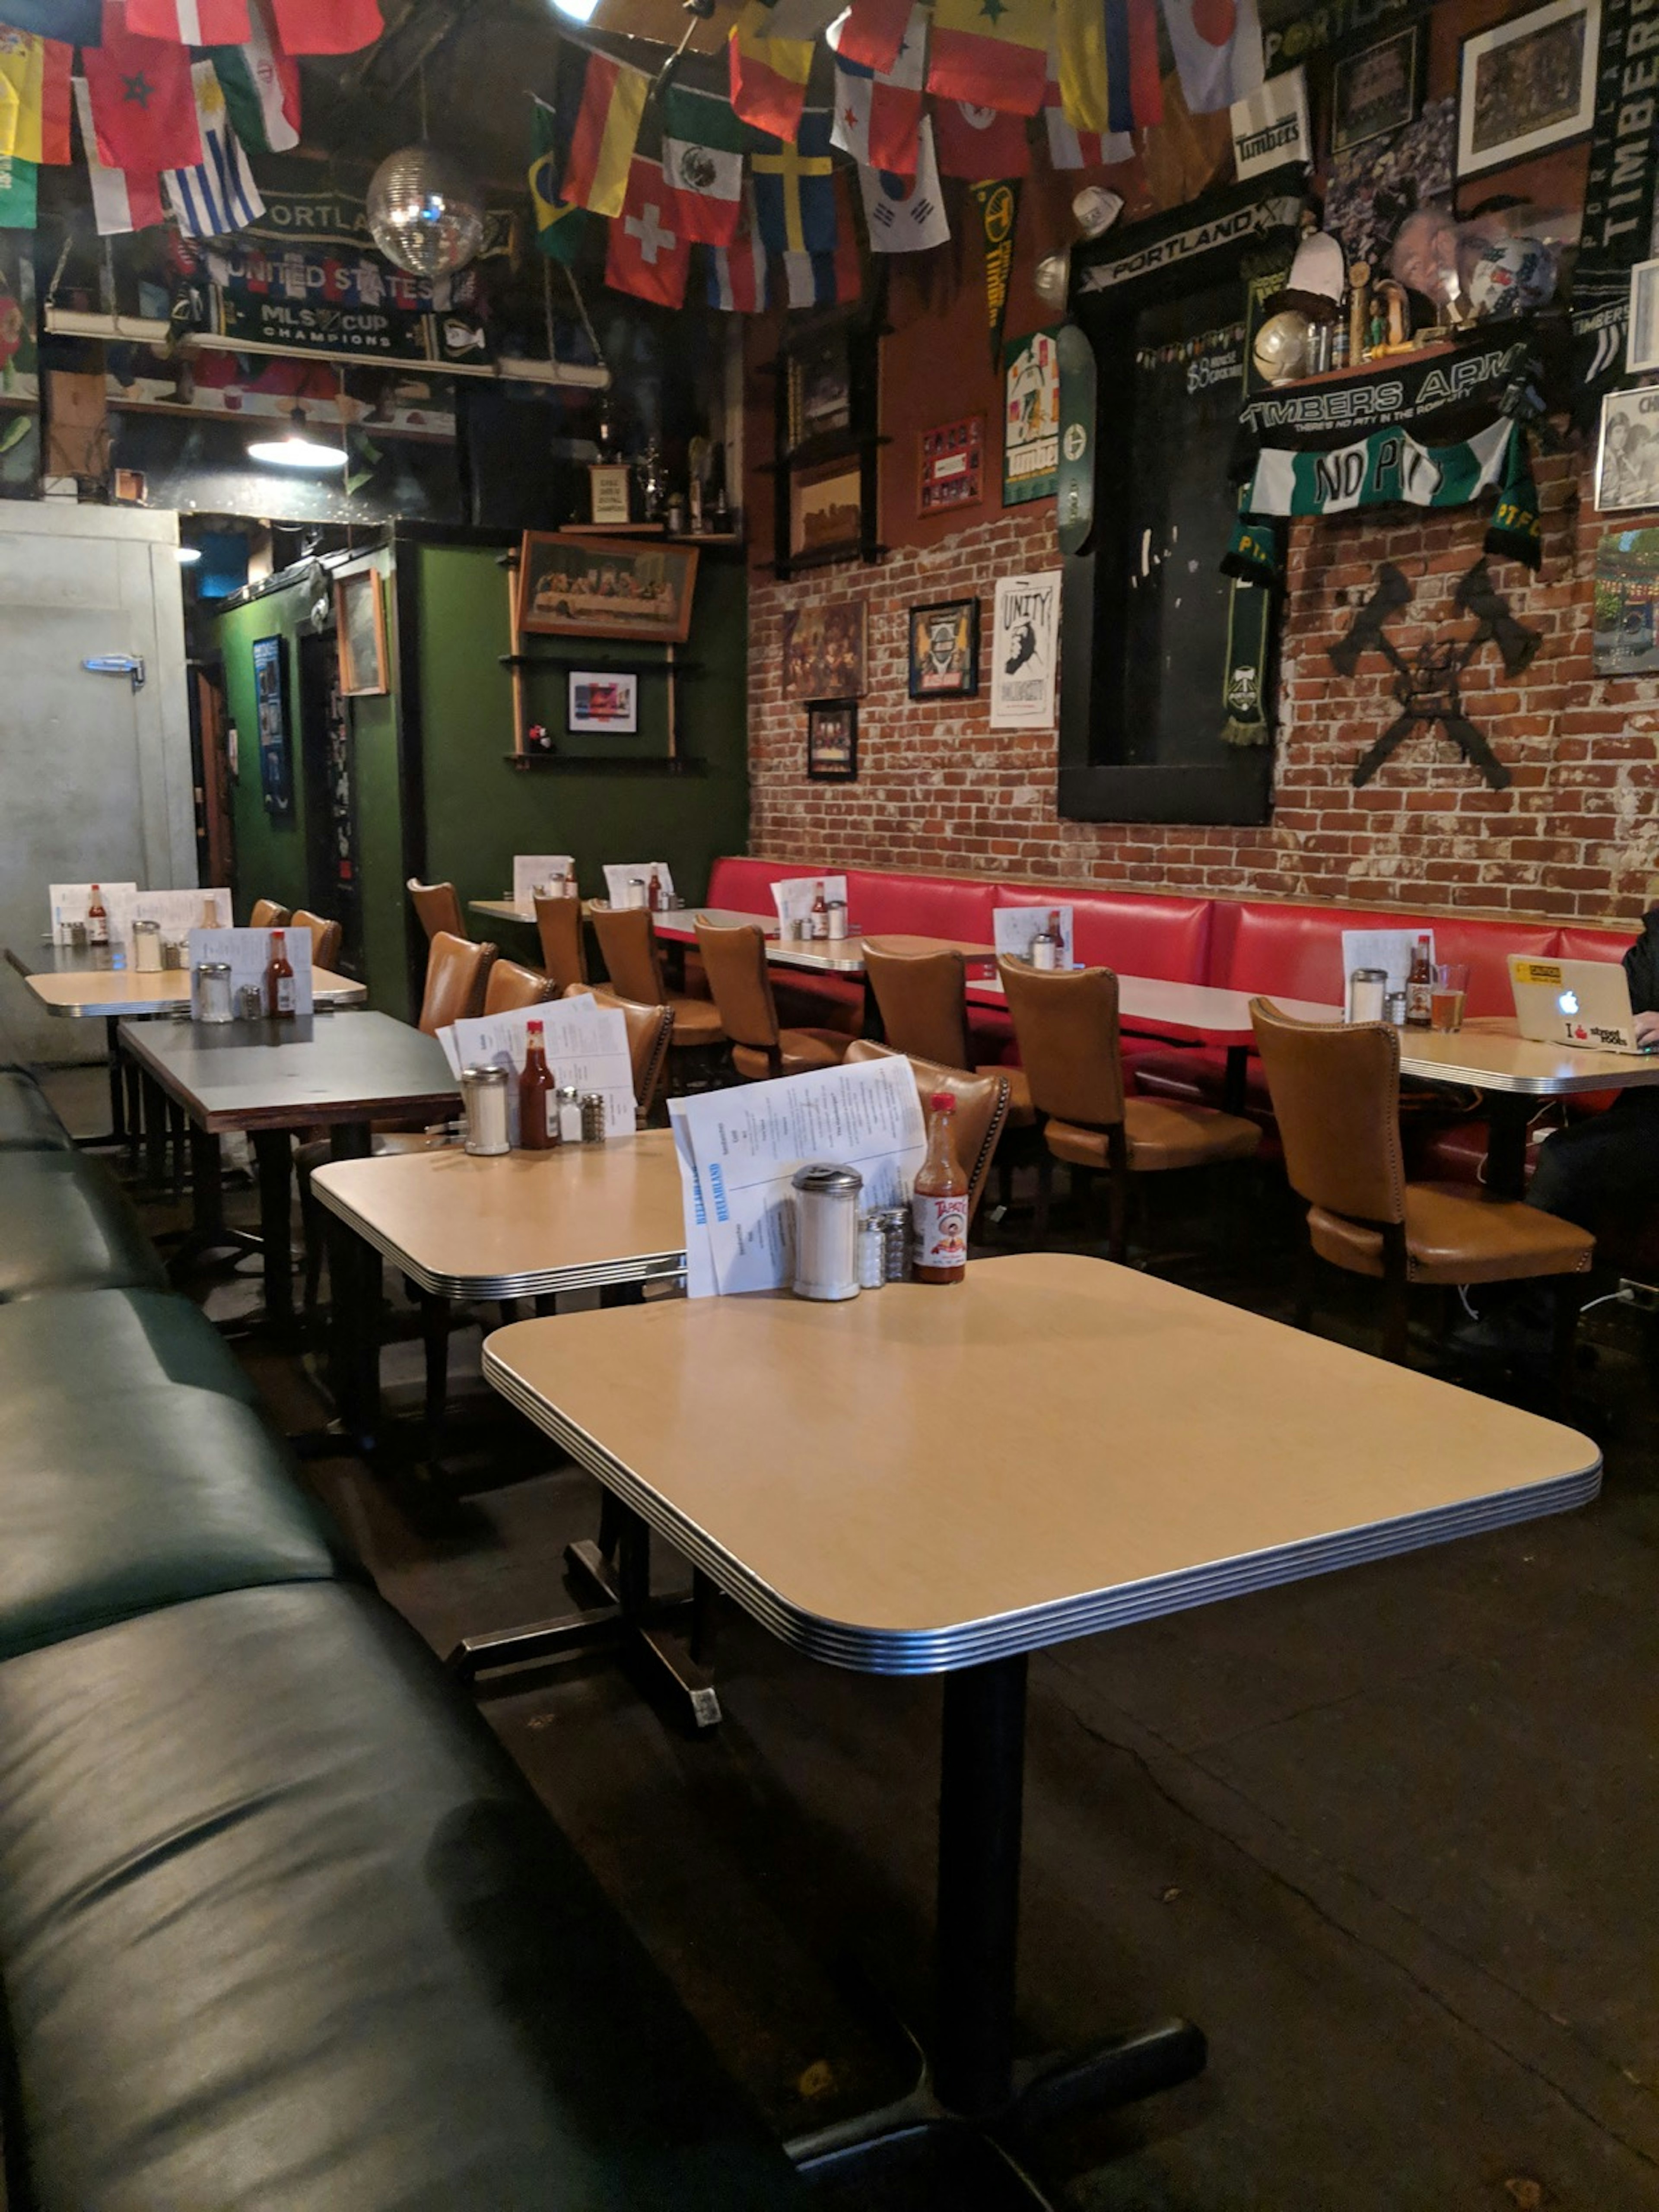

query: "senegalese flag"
(728, 0), (815, 142)
(529, 95), (590, 264)
(926, 0), (1051, 116)
(557, 42), (648, 219)
(209, 0), (300, 153)
(0, 32), (72, 167)
(0, 152), (36, 227)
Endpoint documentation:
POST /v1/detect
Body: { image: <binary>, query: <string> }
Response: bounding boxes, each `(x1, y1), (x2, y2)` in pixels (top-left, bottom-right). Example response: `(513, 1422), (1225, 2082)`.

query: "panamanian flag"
(827, 4), (925, 175)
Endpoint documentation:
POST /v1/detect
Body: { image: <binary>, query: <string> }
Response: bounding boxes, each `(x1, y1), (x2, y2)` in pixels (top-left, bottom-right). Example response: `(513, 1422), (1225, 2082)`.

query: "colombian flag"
(728, 0), (814, 142)
(926, 0), (1050, 117)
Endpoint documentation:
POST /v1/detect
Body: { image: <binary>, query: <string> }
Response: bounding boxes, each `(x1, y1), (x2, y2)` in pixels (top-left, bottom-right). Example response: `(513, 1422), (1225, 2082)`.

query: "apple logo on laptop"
(1557, 988), (1580, 1017)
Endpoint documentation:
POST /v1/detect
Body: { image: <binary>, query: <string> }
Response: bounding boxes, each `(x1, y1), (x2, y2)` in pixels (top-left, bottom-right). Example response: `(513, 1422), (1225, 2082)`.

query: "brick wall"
(747, 446), (1659, 926)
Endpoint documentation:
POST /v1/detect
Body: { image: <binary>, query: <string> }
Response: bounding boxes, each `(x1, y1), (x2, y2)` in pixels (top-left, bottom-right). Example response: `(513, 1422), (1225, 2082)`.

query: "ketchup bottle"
(912, 1091), (969, 1285)
(87, 884), (108, 946)
(519, 1019), (557, 1150)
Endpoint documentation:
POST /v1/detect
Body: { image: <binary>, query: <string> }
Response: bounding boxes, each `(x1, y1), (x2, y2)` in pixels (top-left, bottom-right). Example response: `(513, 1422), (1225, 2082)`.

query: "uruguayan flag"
(164, 64), (264, 241)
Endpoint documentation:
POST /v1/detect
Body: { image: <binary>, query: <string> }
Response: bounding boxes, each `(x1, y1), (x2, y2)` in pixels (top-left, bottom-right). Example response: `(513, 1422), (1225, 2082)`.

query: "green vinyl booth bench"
(0, 1063), (805, 2211)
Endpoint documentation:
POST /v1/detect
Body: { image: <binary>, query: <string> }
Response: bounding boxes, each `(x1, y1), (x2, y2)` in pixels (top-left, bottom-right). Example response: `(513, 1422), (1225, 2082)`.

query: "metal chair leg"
(1034, 1153), (1053, 1244)
(1380, 1231), (1411, 1364)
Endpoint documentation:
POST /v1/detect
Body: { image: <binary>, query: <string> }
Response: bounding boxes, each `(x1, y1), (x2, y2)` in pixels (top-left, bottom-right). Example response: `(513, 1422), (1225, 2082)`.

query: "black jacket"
(1625, 910), (1659, 1017)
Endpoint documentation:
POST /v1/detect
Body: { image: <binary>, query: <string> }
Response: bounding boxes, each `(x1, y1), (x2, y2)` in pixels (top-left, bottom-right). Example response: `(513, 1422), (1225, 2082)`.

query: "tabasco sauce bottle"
(912, 1091), (969, 1285)
(519, 1018), (557, 1150)
(87, 884), (108, 945)
(648, 867), (664, 912)
(1405, 934), (1433, 1027)
(264, 928), (296, 1018)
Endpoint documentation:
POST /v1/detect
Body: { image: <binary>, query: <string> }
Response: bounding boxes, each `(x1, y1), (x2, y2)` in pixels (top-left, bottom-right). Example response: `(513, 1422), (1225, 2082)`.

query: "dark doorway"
(298, 629), (363, 976)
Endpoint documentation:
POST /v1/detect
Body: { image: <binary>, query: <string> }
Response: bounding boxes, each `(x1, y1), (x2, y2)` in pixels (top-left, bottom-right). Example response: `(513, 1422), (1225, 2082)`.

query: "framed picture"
(1456, 0), (1599, 178)
(588, 463), (632, 527)
(806, 700), (858, 782)
(568, 671), (639, 735)
(786, 330), (852, 452)
(1594, 385), (1659, 513)
(518, 532), (699, 644)
(1629, 258), (1659, 375)
(990, 571), (1061, 731)
(251, 635), (292, 817)
(1592, 527), (1659, 676)
(1331, 22), (1422, 155)
(919, 416), (985, 516)
(908, 599), (979, 699)
(334, 568), (388, 697)
(782, 601), (866, 702)
(790, 460), (864, 561)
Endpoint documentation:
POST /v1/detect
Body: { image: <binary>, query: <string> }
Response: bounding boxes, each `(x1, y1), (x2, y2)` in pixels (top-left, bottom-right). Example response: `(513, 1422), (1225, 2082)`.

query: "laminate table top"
(469, 898), (539, 928)
(966, 968), (1341, 1046)
(14, 957), (365, 1019)
(1386, 1014), (1659, 1096)
(310, 1131), (687, 1301)
(485, 1250), (1600, 1675)
(117, 1011), (458, 1134)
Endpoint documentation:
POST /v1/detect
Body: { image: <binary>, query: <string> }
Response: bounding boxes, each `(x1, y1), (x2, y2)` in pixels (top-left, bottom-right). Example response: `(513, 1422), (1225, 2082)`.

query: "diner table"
(482, 1251), (1599, 2196)
(117, 1011), (458, 1330)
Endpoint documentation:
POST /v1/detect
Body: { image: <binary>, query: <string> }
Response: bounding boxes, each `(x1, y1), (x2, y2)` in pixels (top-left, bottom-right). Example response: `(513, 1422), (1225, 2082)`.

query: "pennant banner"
(970, 178), (1019, 372)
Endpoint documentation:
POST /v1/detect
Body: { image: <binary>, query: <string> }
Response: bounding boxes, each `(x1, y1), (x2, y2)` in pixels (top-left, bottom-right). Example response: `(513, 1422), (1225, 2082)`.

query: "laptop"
(1509, 956), (1652, 1053)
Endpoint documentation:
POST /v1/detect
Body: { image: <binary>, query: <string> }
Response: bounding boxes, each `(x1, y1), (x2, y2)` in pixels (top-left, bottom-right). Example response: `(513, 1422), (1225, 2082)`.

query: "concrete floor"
(44, 1061), (1659, 2212)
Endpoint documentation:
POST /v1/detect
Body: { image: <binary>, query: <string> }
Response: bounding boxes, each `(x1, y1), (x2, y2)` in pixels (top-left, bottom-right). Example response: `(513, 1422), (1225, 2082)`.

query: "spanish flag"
(926, 0), (1051, 117)
(728, 0), (814, 143)
(558, 44), (647, 219)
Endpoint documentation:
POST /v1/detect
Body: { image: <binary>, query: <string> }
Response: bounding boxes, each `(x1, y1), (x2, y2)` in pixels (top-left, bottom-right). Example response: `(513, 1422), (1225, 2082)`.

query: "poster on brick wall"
(990, 571), (1061, 729)
(1003, 330), (1059, 506)
(1592, 528), (1659, 676)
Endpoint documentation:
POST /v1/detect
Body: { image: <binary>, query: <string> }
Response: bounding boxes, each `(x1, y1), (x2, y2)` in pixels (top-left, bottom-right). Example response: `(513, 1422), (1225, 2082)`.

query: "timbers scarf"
(1570, 0), (1659, 419)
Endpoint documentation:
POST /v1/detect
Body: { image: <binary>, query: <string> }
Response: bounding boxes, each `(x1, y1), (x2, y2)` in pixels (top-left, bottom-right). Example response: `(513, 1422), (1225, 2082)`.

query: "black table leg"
(1221, 1045), (1249, 1119)
(1484, 1095), (1533, 1199)
(325, 1205), (383, 1449)
(168, 1098), (188, 1201)
(143, 1071), (168, 1188)
(122, 1055), (143, 1173)
(106, 1017), (127, 1143)
(163, 1123), (262, 1278)
(861, 979), (886, 1042)
(252, 1129), (295, 1328)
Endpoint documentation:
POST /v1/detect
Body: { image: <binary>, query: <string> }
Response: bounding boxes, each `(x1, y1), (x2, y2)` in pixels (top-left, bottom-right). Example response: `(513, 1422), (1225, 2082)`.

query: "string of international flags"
(529, 0), (1265, 311)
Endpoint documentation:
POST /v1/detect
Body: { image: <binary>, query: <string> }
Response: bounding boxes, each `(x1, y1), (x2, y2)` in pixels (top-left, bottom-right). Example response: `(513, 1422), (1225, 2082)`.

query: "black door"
(298, 629), (362, 976)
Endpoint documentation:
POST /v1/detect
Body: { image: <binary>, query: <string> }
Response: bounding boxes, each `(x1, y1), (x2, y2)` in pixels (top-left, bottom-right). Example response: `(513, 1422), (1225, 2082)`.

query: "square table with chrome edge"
(481, 1251), (1600, 2205)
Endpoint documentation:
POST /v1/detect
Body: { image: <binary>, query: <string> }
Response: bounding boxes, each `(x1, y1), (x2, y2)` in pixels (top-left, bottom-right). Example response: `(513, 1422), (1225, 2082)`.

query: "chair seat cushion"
(0, 1582), (807, 2212)
(1308, 1184), (1595, 1286)
(1046, 1100), (1261, 1173)
(0, 1151), (166, 1303)
(668, 994), (727, 1047)
(977, 1065), (1035, 1126)
(0, 1287), (260, 1408)
(732, 1030), (851, 1080)
(0, 1384), (345, 1661)
(0, 1070), (71, 1150)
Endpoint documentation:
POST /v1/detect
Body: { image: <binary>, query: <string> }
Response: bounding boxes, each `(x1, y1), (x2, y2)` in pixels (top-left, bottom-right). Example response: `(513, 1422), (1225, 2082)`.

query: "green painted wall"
(220, 588), (311, 923)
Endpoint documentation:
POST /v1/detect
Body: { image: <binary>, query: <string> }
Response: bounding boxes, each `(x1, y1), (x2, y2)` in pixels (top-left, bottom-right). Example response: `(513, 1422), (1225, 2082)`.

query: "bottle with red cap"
(912, 1090), (969, 1284)
(519, 1019), (558, 1150)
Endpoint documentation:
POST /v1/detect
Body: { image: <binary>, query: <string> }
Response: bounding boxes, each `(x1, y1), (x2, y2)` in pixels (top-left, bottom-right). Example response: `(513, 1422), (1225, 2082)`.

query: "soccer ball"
(1252, 310), (1312, 385)
(1467, 235), (1557, 320)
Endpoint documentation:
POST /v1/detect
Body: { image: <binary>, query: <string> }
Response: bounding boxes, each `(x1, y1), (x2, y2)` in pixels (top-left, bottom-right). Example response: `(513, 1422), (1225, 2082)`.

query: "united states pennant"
(128, 1), (252, 42)
(605, 153), (690, 306)
(164, 60), (262, 236)
(926, 0), (1050, 117)
(84, 3), (202, 171)
(559, 45), (648, 220)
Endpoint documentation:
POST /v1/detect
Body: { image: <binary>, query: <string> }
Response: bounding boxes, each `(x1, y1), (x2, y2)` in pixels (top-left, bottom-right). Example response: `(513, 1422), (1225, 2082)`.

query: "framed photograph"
(806, 700), (858, 782)
(1594, 386), (1659, 513)
(588, 463), (632, 526)
(518, 532), (699, 644)
(1332, 23), (1422, 155)
(782, 601), (866, 702)
(908, 599), (980, 699)
(568, 671), (639, 735)
(786, 330), (852, 452)
(790, 460), (864, 561)
(251, 635), (292, 817)
(919, 416), (985, 517)
(1456, 0), (1599, 179)
(1592, 527), (1659, 676)
(334, 568), (388, 696)
(1629, 258), (1659, 375)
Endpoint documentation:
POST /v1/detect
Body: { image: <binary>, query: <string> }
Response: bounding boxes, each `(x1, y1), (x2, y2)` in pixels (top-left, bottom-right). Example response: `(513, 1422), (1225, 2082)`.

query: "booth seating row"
(0, 1066), (804, 2211)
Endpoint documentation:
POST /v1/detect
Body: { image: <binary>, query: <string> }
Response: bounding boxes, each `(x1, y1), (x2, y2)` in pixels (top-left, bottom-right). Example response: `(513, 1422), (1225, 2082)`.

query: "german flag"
(558, 43), (648, 220)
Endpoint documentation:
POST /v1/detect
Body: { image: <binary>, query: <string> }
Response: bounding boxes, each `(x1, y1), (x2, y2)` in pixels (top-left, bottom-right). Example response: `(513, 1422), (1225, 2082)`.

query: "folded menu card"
(436, 994), (635, 1144)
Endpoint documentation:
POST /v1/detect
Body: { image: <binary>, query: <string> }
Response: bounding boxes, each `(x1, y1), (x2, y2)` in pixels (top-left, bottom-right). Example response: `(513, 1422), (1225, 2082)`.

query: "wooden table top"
(310, 1131), (687, 1300)
(1387, 1015), (1659, 1096)
(117, 1011), (458, 1133)
(19, 962), (365, 1019)
(484, 1252), (1599, 1675)
(968, 969), (1341, 1046)
(469, 898), (537, 927)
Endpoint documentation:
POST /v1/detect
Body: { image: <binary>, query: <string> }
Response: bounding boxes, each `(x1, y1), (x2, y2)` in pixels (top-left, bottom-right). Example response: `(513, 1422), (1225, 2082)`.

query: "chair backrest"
(248, 898), (289, 931)
(695, 920), (781, 1052)
(418, 931), (497, 1036)
(862, 940), (971, 1069)
(998, 959), (1125, 1128)
(534, 891), (588, 992)
(407, 877), (464, 942)
(843, 1041), (1010, 1225)
(290, 909), (342, 973)
(593, 906), (666, 1007)
(1251, 998), (1405, 1225)
(484, 959), (556, 1015)
(563, 983), (674, 1116)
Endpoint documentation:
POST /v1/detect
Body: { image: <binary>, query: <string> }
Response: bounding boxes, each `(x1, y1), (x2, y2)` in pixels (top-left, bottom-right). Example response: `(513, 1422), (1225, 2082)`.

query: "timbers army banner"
(1570, 0), (1659, 413)
(1238, 337), (1531, 448)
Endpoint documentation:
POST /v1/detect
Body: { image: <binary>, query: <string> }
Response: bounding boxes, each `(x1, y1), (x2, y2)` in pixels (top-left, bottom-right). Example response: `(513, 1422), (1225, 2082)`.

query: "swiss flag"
(267, 0), (381, 53)
(605, 156), (690, 308)
(83, 3), (202, 171)
(933, 100), (1029, 179)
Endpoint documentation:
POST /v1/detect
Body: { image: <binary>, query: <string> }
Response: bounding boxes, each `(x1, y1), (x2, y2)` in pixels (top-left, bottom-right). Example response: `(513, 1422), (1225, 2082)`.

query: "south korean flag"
(857, 114), (949, 253)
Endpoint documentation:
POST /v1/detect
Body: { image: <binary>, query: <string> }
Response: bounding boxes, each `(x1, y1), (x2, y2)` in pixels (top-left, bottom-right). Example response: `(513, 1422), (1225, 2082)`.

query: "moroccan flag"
(831, 0), (912, 71)
(84, 4), (202, 171)
(751, 106), (836, 255)
(934, 99), (1029, 178)
(0, 35), (72, 166)
(528, 95), (590, 264)
(73, 73), (165, 232)
(728, 0), (814, 141)
(604, 154), (690, 307)
(1157, 0), (1262, 114)
(659, 82), (754, 245)
(128, 0), (252, 39)
(267, 0), (381, 54)
(0, 1), (101, 38)
(559, 46), (648, 220)
(828, 3), (924, 174)
(209, 0), (300, 153)
(927, 0), (1049, 116)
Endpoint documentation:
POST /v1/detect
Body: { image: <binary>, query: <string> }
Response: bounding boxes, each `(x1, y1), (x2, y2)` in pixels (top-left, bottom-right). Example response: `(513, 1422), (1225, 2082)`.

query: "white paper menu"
(513, 855), (575, 906)
(668, 1057), (926, 1299)
(130, 888), (231, 937)
(436, 995), (635, 1142)
(994, 905), (1075, 967)
(48, 882), (137, 940)
(603, 861), (674, 907)
(187, 928), (315, 1015)
(772, 875), (848, 927)
(1341, 928), (1434, 998)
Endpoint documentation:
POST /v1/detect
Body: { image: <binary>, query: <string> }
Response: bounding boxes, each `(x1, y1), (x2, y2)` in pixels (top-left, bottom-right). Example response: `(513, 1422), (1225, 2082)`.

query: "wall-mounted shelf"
(774, 540), (888, 580)
(504, 754), (708, 776)
(500, 652), (705, 674)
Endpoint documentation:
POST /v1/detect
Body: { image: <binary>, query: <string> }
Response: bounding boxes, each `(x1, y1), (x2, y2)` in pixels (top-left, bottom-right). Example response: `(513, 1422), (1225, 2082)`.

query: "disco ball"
(367, 143), (485, 278)
(1034, 252), (1071, 309)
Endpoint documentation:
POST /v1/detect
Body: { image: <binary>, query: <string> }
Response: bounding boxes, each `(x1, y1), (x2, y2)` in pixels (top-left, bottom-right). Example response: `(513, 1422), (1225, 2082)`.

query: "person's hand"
(1634, 1010), (1659, 1049)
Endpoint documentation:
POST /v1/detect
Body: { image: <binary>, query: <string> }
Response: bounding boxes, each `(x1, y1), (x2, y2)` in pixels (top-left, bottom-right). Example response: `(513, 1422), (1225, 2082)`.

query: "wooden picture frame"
(782, 601), (867, 703)
(334, 568), (388, 697)
(908, 599), (980, 699)
(785, 328), (853, 454)
(789, 460), (865, 563)
(517, 531), (699, 644)
(1331, 22), (1422, 156)
(918, 416), (985, 517)
(1594, 386), (1659, 514)
(1456, 0), (1599, 178)
(806, 699), (858, 782)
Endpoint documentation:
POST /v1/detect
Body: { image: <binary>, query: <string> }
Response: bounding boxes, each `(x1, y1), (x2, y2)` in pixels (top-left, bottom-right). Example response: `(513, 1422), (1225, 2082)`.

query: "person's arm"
(1624, 912), (1659, 1017)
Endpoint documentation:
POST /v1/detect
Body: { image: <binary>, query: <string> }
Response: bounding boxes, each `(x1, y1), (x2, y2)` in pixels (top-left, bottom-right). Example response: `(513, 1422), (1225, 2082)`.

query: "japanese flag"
(1157, 0), (1263, 114)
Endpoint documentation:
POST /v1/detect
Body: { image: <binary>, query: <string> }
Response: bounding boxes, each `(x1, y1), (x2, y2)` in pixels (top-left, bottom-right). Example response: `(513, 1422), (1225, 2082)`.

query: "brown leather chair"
(534, 891), (588, 994)
(696, 918), (850, 1081)
(249, 898), (289, 930)
(843, 1041), (1010, 1227)
(594, 906), (726, 1056)
(863, 938), (1035, 1125)
(408, 877), (464, 941)
(1000, 957), (1259, 1261)
(563, 982), (675, 1119)
(1251, 998), (1593, 1388)
(418, 931), (497, 1036)
(290, 909), (343, 974)
(484, 959), (556, 1015)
